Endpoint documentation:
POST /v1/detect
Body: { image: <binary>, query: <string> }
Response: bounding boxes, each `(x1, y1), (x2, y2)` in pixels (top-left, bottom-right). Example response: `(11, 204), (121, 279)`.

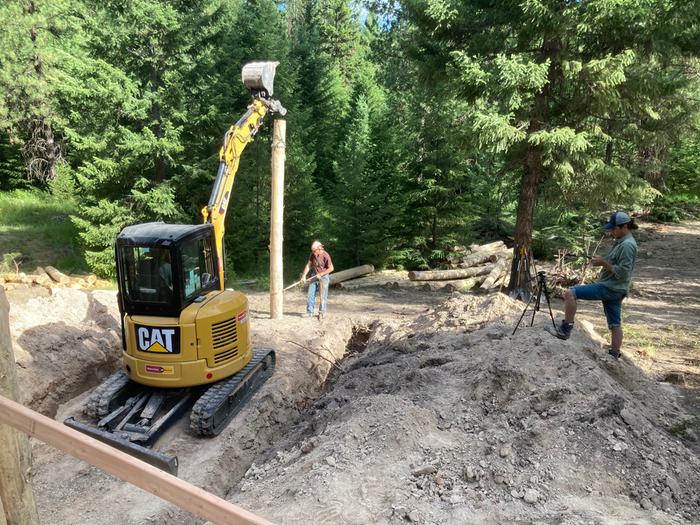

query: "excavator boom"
(202, 61), (286, 286)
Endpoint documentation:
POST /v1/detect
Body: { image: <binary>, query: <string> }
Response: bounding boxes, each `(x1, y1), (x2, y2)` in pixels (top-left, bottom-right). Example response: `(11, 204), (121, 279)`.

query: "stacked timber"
(335, 270), (409, 290)
(333, 242), (512, 293)
(408, 242), (513, 293)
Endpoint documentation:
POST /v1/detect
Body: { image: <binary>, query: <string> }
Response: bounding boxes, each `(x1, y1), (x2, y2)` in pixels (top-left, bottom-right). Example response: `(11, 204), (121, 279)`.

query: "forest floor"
(4, 220), (699, 525)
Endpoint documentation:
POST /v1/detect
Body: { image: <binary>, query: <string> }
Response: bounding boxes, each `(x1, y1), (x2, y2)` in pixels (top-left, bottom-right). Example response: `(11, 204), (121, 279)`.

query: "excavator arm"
(201, 61), (286, 287)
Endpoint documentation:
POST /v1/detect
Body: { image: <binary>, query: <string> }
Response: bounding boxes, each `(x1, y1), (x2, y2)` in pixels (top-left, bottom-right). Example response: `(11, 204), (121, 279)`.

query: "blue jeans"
(307, 274), (330, 314)
(570, 283), (627, 328)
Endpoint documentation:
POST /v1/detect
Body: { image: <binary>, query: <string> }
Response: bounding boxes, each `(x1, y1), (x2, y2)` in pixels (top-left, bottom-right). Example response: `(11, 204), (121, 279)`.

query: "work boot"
(553, 320), (573, 340)
(607, 348), (622, 359)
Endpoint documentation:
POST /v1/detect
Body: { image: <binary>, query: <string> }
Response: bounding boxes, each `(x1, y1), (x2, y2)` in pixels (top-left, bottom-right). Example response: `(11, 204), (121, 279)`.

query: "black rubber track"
(190, 347), (275, 436)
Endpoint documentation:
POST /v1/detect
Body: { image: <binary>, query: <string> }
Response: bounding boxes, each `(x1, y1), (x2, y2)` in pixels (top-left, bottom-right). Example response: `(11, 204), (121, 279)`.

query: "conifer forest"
(1, 0), (699, 284)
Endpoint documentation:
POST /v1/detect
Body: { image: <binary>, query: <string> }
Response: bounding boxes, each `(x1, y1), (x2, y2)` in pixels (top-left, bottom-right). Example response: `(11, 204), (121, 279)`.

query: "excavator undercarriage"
(66, 348), (274, 474)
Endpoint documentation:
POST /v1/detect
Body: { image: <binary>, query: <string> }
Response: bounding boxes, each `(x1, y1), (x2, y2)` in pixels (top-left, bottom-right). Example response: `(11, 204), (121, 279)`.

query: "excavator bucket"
(241, 61), (279, 96)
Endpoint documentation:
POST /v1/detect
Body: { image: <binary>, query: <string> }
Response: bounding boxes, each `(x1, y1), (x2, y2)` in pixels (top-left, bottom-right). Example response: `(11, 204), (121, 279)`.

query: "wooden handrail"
(0, 396), (274, 525)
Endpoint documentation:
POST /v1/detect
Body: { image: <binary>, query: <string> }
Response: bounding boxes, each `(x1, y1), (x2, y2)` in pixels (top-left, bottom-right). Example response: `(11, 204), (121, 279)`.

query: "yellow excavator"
(65, 62), (285, 475)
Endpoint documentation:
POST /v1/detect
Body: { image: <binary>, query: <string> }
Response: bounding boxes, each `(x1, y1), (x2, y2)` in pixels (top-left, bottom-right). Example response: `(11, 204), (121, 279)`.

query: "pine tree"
(0, 0), (71, 183)
(401, 0), (700, 294)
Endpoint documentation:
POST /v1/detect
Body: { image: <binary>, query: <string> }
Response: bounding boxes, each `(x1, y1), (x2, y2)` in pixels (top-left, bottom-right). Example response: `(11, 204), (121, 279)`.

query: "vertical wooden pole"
(0, 495), (7, 525)
(270, 119), (286, 319)
(0, 288), (39, 525)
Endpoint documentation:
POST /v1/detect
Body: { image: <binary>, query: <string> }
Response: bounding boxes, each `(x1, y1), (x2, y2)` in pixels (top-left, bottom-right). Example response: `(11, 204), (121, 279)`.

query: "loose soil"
(3, 221), (698, 525)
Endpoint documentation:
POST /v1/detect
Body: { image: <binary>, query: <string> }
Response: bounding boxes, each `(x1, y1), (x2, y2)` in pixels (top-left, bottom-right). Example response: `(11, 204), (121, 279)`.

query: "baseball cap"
(311, 240), (323, 250)
(603, 211), (631, 230)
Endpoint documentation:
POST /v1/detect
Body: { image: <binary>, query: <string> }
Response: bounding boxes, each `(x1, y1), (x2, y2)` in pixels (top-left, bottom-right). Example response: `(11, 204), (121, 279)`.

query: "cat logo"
(136, 325), (180, 354)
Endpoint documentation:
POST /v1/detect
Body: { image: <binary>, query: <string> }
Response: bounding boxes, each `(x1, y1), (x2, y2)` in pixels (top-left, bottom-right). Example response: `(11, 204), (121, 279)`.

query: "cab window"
(121, 246), (173, 303)
(181, 236), (217, 299)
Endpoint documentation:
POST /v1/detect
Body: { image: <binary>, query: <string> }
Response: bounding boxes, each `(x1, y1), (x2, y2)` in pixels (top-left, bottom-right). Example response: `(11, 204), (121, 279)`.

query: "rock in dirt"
(412, 465), (437, 476)
(523, 488), (540, 504)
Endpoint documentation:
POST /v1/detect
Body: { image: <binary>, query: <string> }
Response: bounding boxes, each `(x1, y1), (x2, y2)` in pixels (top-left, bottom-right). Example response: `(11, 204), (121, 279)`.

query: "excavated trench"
(147, 320), (378, 525)
(13, 286), (388, 525)
(14, 284), (700, 525)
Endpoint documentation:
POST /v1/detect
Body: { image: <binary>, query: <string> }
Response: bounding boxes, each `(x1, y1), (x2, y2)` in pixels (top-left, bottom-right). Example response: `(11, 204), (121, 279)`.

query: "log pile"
(0, 266), (109, 291)
(409, 242), (512, 293)
(332, 242), (512, 294)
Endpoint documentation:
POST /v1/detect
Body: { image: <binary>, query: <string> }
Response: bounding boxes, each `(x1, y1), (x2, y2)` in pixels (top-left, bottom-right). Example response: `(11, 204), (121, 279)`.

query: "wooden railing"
(0, 288), (274, 525)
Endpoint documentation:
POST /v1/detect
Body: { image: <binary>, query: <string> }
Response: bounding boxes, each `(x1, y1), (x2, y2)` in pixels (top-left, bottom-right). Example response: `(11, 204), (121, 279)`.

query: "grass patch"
(0, 189), (88, 275)
(625, 322), (699, 358)
(587, 316), (700, 358)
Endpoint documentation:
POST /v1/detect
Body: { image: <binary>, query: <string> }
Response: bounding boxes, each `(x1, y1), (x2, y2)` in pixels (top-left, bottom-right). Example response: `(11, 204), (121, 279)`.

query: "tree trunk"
(150, 66), (166, 183)
(507, 36), (560, 298)
(507, 139), (540, 296)
(21, 2), (62, 183)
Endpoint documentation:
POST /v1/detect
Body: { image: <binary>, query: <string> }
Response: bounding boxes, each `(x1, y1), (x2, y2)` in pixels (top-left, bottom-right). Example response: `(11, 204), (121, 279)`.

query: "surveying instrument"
(512, 270), (557, 335)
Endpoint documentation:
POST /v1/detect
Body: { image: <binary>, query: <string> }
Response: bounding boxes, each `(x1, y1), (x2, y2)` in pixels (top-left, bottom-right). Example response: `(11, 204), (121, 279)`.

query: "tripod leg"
(512, 292), (536, 335)
(530, 283), (542, 327)
(542, 283), (557, 330)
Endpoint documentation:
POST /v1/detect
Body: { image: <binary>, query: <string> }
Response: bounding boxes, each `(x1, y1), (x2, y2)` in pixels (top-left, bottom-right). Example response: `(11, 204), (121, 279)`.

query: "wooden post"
(270, 119), (286, 319)
(0, 395), (276, 525)
(0, 495), (7, 525)
(0, 287), (39, 525)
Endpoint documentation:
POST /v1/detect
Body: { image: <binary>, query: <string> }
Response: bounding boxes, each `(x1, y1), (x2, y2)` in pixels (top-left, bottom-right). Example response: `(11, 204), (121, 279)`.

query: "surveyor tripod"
(512, 271), (557, 335)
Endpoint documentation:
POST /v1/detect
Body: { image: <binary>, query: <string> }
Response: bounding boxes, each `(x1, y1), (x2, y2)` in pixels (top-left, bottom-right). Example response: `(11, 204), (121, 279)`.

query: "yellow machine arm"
(201, 61), (286, 287)
(202, 98), (268, 286)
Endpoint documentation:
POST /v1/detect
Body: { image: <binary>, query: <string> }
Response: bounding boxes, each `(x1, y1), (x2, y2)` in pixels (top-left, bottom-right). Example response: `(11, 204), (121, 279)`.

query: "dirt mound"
(231, 294), (699, 524)
(8, 288), (122, 416)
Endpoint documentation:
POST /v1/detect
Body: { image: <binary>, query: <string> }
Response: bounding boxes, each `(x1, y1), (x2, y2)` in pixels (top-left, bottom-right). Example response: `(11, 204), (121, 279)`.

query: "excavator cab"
(116, 223), (219, 318)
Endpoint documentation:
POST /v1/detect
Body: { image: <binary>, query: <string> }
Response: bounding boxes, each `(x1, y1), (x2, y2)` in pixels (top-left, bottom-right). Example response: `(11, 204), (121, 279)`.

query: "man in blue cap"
(552, 211), (639, 359)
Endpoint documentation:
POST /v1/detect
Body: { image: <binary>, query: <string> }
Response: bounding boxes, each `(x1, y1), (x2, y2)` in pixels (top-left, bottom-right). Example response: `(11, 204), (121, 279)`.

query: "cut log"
(337, 277), (395, 289)
(44, 266), (70, 284)
(34, 267), (53, 287)
(488, 248), (514, 263)
(408, 264), (493, 281)
(341, 279), (430, 291)
(329, 265), (375, 286)
(470, 240), (506, 253)
(441, 277), (484, 292)
(338, 278), (399, 291)
(393, 280), (432, 291)
(0, 273), (23, 283)
(456, 253), (490, 268)
(480, 256), (511, 289)
(493, 273), (508, 289)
